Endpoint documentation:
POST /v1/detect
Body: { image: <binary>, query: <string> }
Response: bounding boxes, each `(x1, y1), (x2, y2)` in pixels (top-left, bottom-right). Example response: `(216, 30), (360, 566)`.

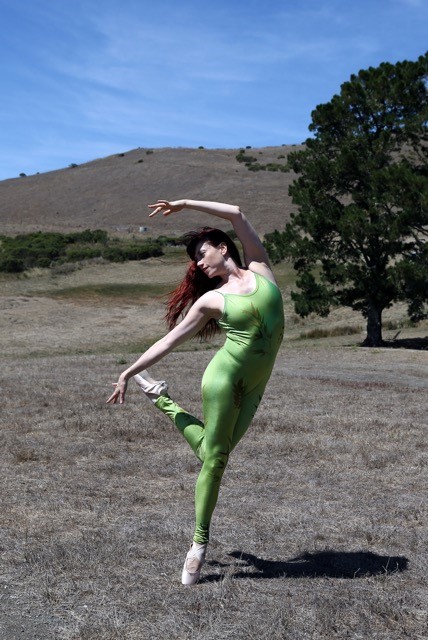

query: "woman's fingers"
(148, 206), (170, 217)
(148, 200), (169, 207)
(106, 382), (126, 404)
(106, 385), (119, 404)
(147, 200), (177, 217)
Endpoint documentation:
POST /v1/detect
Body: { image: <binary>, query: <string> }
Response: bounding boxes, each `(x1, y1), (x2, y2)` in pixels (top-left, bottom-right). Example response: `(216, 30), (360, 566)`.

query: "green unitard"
(155, 272), (284, 543)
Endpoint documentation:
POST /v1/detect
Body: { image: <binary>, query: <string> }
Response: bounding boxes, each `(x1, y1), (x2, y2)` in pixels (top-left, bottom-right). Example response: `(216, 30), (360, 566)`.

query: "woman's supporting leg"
(155, 379), (268, 545)
(193, 381), (268, 543)
(192, 379), (241, 544)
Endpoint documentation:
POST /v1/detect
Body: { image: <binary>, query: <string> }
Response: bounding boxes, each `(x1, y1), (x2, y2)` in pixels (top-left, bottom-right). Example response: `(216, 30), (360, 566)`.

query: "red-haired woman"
(107, 199), (284, 585)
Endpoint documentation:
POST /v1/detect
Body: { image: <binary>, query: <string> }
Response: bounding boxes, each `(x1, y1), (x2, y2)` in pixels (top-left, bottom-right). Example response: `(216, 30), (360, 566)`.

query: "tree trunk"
(362, 304), (384, 347)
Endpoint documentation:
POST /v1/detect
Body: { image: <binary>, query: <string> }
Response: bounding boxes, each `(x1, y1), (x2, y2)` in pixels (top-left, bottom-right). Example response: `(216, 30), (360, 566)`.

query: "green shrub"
(0, 257), (25, 272)
(0, 230), (164, 272)
(65, 246), (103, 262)
(0, 232), (69, 269)
(120, 242), (163, 260)
(67, 229), (108, 244)
(101, 246), (126, 262)
(236, 151), (258, 164)
(156, 235), (185, 247)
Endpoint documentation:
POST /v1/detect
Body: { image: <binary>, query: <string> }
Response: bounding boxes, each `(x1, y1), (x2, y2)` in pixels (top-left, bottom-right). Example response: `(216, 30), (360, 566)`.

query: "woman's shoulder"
(193, 289), (224, 317)
(246, 261), (278, 286)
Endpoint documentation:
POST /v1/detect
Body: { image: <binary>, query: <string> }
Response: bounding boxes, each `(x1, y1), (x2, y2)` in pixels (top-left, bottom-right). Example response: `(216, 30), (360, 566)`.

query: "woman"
(107, 199), (284, 585)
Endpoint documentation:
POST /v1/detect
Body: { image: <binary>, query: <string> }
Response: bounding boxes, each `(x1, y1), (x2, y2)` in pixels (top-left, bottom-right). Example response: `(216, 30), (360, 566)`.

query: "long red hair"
(165, 227), (243, 340)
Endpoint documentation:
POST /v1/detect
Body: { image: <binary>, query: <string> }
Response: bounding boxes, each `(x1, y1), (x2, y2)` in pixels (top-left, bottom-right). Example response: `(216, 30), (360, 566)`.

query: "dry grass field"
(1, 252), (427, 640)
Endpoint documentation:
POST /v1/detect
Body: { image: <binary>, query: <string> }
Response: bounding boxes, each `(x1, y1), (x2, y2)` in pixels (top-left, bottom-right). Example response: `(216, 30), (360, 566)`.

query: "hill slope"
(0, 146), (301, 237)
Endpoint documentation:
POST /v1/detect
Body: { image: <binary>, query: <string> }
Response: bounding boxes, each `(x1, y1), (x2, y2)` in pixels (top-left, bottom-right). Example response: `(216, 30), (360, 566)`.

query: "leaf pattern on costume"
(242, 303), (273, 356)
(233, 378), (246, 408)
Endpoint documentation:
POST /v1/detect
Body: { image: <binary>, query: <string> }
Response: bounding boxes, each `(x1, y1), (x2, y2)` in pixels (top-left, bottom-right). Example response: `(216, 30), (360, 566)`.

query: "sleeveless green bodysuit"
(156, 272), (284, 543)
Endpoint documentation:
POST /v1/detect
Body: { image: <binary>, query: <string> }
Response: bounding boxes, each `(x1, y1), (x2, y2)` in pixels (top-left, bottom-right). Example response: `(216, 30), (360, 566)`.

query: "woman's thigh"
(230, 381), (267, 451)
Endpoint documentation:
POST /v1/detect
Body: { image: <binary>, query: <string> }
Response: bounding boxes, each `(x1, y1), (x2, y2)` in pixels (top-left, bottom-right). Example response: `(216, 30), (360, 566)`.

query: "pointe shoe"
(133, 369), (168, 403)
(181, 542), (207, 586)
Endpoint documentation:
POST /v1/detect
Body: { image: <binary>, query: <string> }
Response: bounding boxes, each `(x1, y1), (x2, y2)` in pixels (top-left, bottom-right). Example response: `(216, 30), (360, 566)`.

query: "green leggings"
(155, 354), (270, 544)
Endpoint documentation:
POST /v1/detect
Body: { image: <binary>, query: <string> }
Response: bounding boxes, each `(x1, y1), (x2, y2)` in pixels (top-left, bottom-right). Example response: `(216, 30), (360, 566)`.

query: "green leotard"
(156, 272), (284, 543)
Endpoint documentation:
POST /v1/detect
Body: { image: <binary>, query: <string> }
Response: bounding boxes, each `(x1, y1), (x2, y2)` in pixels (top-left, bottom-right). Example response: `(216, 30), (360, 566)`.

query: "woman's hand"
(106, 378), (128, 405)
(148, 199), (186, 217)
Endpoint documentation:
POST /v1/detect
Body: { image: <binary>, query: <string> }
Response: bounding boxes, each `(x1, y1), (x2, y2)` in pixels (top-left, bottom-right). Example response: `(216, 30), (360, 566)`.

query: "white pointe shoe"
(133, 370), (168, 403)
(181, 542), (207, 586)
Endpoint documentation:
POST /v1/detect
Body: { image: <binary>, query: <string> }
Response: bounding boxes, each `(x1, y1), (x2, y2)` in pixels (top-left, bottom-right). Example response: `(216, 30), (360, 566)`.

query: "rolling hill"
(0, 145), (301, 237)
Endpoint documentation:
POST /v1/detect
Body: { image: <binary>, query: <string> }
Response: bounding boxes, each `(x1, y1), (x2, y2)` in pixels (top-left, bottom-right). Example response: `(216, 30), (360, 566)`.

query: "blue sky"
(0, 0), (426, 180)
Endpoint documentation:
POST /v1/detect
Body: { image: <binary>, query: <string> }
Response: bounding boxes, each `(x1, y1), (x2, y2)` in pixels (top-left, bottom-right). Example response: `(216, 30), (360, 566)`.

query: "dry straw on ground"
(1, 258), (427, 640)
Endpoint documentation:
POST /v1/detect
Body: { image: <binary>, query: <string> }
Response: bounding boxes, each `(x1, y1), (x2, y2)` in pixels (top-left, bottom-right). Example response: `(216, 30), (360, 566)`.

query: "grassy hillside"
(0, 146), (301, 237)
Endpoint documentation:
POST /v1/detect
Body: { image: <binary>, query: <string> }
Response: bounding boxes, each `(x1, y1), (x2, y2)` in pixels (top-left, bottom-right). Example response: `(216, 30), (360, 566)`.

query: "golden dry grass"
(1, 257), (428, 639)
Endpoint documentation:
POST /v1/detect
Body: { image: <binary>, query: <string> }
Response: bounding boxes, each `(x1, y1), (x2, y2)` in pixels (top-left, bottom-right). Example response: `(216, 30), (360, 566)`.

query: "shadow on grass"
(381, 336), (428, 351)
(357, 336), (428, 350)
(202, 550), (408, 583)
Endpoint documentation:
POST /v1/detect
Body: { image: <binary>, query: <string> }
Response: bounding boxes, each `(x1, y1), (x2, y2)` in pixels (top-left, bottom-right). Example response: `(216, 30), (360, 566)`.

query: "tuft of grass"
(44, 282), (171, 303)
(298, 325), (362, 340)
(13, 448), (40, 463)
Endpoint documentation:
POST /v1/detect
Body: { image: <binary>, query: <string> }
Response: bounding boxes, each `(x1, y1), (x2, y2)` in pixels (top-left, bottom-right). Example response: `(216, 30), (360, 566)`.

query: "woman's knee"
(202, 449), (229, 479)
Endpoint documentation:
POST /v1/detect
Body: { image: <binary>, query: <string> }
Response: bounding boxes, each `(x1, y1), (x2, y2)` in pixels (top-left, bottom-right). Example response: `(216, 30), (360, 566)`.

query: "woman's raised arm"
(148, 199), (272, 269)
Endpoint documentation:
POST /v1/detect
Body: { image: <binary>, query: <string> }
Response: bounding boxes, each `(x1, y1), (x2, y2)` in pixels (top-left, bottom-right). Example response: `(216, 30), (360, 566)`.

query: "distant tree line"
(0, 230), (184, 273)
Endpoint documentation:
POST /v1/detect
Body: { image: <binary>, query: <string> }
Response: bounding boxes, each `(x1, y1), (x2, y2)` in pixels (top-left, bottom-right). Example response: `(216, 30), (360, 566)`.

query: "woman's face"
(194, 240), (226, 278)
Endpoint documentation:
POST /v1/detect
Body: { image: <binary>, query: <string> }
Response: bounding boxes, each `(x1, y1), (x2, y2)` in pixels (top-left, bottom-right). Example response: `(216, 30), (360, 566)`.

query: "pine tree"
(265, 53), (428, 346)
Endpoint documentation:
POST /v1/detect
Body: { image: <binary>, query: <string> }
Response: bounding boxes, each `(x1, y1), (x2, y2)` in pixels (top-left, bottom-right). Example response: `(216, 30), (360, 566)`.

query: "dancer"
(106, 199), (284, 585)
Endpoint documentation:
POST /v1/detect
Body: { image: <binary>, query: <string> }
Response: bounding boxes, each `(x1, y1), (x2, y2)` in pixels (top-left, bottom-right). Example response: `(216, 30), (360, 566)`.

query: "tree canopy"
(265, 53), (428, 346)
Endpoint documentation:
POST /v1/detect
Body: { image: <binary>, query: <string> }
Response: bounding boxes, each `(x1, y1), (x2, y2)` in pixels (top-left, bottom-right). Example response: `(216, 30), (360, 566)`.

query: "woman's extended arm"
(106, 291), (221, 404)
(148, 199), (272, 269)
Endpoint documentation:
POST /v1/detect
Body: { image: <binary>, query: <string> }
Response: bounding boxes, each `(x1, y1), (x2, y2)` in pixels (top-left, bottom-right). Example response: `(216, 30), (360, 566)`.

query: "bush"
(236, 151), (258, 164)
(101, 246), (126, 262)
(0, 232), (69, 270)
(120, 242), (163, 260)
(65, 246), (104, 262)
(67, 229), (108, 244)
(0, 230), (165, 272)
(156, 235), (185, 247)
(0, 257), (25, 272)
